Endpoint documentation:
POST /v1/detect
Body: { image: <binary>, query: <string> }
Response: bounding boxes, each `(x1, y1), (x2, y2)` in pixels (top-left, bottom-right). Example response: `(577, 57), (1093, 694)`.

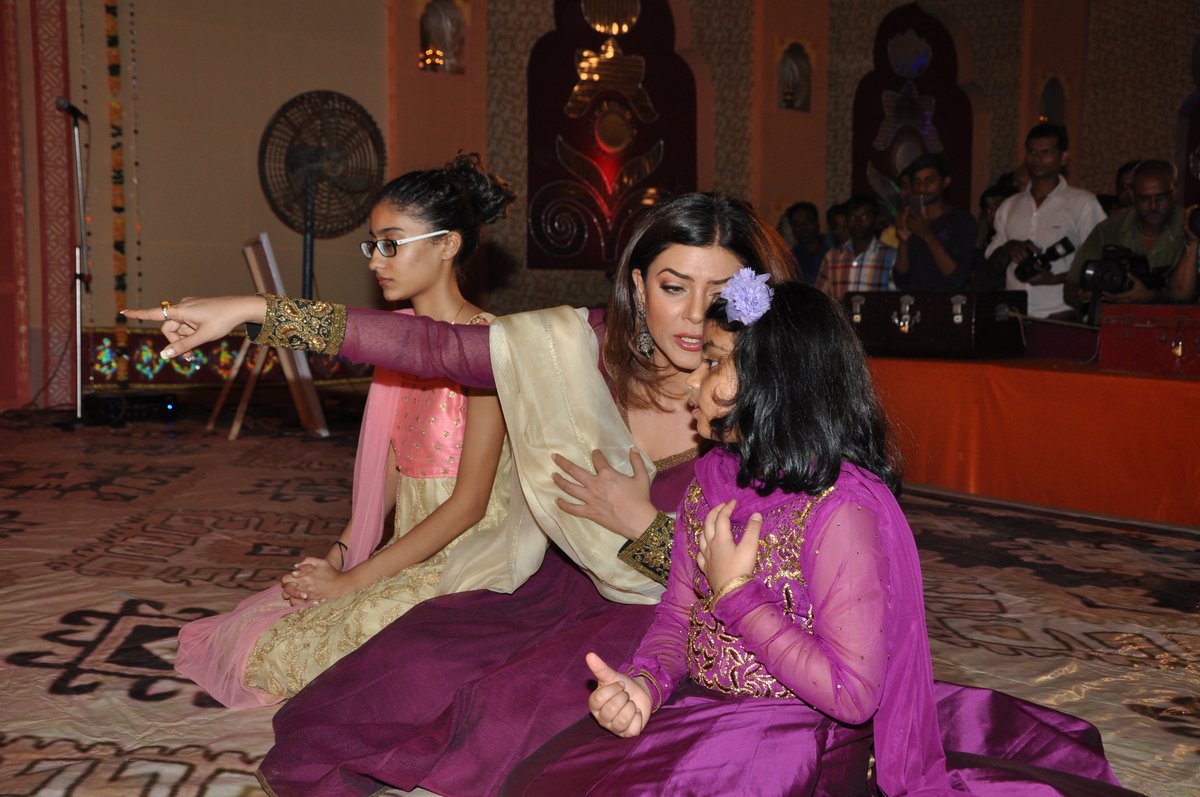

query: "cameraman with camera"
(1066, 160), (1194, 310)
(985, 124), (1106, 319)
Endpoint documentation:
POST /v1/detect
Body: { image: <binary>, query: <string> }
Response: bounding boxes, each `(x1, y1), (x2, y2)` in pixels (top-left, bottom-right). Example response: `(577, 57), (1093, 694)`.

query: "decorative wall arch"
(1039, 76), (1067, 126)
(778, 42), (812, 111)
(1181, 35), (1200, 206)
(665, 0), (716, 192)
(851, 3), (976, 216)
(417, 0), (466, 73)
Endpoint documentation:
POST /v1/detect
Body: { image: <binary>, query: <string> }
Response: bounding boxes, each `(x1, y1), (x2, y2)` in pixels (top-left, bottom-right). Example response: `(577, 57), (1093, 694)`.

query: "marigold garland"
(104, 2), (128, 385)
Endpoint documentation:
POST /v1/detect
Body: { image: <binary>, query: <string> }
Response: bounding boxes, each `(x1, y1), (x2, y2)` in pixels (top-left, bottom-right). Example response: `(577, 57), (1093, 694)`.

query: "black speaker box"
(83, 391), (178, 426)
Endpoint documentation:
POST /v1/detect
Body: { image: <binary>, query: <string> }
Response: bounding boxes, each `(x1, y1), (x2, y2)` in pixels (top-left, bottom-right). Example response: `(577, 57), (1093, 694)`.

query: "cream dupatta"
(436, 306), (665, 605)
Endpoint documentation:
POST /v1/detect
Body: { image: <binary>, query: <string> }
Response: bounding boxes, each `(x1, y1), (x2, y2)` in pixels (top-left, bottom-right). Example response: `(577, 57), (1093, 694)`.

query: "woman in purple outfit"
(128, 193), (799, 794)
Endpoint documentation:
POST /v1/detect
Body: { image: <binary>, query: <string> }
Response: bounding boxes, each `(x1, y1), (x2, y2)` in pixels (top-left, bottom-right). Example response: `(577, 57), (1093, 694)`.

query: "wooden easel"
(207, 233), (330, 440)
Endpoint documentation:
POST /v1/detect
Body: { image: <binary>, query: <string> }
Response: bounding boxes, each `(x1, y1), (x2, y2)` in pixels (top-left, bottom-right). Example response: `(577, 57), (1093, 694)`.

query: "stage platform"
(869, 357), (1200, 527)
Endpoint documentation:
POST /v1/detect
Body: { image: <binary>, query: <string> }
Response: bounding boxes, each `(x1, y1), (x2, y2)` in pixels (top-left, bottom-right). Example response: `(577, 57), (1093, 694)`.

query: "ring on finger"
(160, 300), (172, 320)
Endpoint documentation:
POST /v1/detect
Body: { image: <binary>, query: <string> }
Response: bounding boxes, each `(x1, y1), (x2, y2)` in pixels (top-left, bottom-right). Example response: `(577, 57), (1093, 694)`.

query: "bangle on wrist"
(708, 573), (754, 610)
(332, 540), (348, 571)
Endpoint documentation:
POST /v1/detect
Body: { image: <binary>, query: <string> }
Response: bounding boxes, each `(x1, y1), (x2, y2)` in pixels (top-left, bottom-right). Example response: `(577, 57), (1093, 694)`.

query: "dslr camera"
(1014, 237), (1075, 282)
(1079, 245), (1161, 294)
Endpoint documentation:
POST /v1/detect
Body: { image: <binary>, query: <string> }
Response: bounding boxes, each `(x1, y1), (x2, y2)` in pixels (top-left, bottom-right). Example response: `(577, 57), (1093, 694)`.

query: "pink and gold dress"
(175, 313), (511, 708)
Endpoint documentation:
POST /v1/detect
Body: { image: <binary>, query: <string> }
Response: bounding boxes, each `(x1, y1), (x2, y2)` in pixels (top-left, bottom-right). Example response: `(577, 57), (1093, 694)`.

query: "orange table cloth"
(869, 358), (1200, 526)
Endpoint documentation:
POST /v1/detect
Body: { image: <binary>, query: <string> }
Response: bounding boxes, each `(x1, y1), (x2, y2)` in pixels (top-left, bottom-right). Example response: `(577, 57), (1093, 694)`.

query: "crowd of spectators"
(778, 123), (1200, 322)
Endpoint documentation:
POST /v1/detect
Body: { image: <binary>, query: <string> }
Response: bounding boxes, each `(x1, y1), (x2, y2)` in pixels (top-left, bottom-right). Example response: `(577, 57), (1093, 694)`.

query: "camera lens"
(1081, 259), (1129, 293)
(1014, 255), (1041, 282)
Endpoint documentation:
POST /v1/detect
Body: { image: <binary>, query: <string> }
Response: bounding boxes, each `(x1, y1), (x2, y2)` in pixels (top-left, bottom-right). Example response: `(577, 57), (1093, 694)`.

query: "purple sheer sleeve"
(713, 500), (890, 725)
(622, 513), (697, 710)
(338, 306), (608, 390)
(340, 308), (496, 388)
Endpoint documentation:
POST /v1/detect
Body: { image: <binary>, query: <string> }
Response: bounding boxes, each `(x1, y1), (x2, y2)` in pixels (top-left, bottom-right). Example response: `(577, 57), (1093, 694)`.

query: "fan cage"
(258, 90), (386, 238)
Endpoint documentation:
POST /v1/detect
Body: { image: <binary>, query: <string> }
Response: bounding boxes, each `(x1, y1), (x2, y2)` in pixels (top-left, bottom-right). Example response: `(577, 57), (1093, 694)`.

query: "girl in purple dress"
(504, 277), (1134, 796)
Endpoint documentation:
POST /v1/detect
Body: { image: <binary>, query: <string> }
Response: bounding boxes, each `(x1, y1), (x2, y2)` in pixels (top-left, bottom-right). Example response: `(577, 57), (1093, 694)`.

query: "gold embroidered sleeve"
(617, 511), (674, 586)
(252, 293), (347, 355)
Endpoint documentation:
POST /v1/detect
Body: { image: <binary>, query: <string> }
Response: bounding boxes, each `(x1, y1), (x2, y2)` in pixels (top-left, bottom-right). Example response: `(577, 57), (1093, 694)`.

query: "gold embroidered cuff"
(707, 573), (754, 611)
(617, 511), (674, 586)
(254, 293), (347, 355)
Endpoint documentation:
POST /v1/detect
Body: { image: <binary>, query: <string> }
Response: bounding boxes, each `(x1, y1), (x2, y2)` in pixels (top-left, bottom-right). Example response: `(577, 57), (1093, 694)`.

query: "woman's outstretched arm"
(123, 294), (497, 387)
(122, 295), (268, 358)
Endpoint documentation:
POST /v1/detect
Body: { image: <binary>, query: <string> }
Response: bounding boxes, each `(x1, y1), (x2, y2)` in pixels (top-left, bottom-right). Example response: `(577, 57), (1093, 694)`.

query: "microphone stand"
(66, 109), (90, 422)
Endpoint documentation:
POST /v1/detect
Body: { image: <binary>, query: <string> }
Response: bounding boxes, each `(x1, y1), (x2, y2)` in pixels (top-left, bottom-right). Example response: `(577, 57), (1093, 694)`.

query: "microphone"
(55, 96), (88, 121)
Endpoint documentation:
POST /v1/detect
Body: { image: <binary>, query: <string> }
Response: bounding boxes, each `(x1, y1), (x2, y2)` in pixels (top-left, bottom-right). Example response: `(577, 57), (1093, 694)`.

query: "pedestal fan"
(258, 90), (386, 298)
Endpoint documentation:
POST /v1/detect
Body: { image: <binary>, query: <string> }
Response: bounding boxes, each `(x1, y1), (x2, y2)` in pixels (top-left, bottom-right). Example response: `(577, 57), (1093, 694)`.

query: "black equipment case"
(842, 290), (1027, 358)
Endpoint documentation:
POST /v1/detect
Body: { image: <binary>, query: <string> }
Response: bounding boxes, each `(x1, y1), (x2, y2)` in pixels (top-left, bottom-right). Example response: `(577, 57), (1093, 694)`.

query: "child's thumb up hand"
(586, 652), (651, 738)
(586, 651), (621, 686)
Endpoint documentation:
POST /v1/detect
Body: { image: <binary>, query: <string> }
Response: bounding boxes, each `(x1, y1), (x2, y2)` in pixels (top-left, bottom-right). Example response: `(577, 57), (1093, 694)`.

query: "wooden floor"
(0, 391), (1195, 796)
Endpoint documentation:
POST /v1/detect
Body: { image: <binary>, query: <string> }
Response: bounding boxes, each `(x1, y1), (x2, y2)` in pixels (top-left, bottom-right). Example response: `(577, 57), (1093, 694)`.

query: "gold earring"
(635, 304), (655, 359)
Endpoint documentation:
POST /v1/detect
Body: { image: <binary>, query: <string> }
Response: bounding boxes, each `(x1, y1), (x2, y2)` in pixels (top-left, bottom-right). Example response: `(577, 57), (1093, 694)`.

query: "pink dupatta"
(174, 367), (404, 708)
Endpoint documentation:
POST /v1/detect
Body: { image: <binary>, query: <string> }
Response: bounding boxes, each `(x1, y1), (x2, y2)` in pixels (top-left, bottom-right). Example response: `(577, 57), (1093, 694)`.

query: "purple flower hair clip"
(721, 268), (773, 325)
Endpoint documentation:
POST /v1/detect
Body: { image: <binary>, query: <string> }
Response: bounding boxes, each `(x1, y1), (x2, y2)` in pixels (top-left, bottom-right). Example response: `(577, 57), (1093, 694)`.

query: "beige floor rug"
(0, 397), (1194, 796)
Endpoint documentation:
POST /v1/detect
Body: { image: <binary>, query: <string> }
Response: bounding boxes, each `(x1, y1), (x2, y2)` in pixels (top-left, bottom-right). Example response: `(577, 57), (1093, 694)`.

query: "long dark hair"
(374, 152), (516, 266)
(706, 282), (900, 495)
(604, 193), (798, 410)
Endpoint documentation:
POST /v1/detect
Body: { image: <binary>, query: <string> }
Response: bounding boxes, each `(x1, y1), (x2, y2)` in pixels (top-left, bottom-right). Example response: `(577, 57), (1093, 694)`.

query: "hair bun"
(445, 152), (517, 226)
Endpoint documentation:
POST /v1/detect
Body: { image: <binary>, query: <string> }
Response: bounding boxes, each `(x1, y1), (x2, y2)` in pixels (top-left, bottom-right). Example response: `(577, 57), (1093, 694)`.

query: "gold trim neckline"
(653, 446), (699, 471)
(616, 403), (700, 473)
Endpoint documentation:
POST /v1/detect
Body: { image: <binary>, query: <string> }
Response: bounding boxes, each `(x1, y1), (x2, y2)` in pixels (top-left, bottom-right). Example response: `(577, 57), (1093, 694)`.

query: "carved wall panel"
(526, 0), (696, 271)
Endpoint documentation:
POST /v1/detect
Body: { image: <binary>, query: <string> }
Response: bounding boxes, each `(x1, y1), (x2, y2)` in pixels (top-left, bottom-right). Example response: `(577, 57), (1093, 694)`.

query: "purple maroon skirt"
(258, 550), (656, 796)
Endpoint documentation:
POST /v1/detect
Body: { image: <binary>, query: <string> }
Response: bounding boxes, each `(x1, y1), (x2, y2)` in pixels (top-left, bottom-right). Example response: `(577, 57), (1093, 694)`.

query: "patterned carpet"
(0, 392), (1195, 797)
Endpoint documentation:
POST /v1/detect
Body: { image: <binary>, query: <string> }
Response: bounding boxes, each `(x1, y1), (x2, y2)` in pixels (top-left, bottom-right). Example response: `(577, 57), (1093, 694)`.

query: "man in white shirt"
(985, 124), (1106, 319)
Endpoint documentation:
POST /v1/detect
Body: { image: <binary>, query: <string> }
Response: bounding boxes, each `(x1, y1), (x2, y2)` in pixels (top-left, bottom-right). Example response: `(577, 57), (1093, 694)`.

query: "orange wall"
(387, 0), (488, 175)
(752, 1), (829, 225)
(1019, 0), (1087, 178)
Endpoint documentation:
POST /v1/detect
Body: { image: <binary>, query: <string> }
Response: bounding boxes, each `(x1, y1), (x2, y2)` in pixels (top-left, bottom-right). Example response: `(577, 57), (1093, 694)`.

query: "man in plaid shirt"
(815, 194), (897, 300)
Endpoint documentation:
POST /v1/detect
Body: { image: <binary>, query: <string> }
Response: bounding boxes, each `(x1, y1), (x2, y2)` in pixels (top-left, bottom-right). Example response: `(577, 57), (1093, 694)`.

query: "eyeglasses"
(359, 230), (450, 258)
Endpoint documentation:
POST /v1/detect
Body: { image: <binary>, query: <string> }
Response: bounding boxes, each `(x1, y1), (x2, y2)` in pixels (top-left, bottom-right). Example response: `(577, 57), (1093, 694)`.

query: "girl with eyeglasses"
(169, 153), (517, 708)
